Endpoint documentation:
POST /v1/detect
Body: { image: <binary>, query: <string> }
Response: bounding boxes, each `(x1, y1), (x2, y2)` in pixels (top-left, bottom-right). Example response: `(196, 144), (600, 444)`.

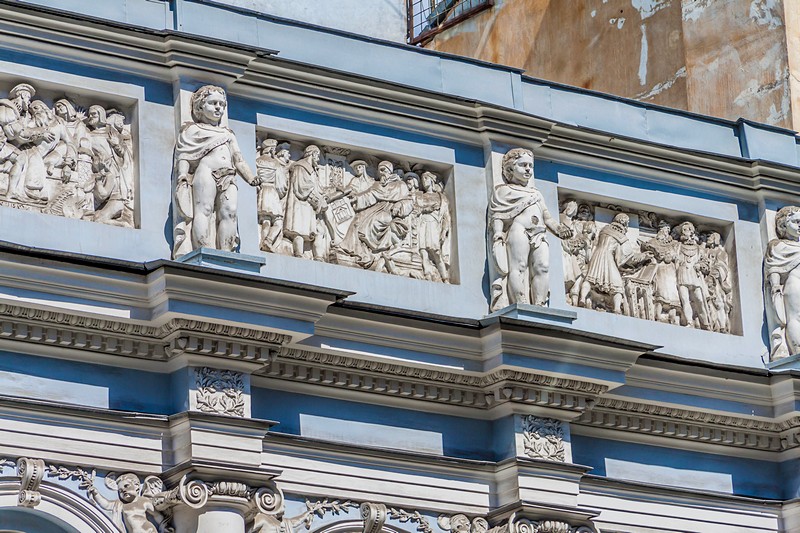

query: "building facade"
(0, 1), (799, 532)
(423, 0), (800, 131)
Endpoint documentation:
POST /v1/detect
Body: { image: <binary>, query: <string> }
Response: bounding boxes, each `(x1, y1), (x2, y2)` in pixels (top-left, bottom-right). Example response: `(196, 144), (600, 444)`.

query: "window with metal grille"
(407, 0), (494, 45)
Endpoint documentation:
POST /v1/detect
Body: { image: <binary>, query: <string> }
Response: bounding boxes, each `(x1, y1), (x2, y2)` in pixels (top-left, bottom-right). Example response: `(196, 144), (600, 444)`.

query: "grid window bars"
(407, 0), (494, 45)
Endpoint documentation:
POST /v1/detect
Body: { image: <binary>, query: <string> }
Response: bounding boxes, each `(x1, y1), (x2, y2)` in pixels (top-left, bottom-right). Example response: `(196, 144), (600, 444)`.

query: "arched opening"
(0, 481), (117, 533)
(0, 507), (81, 533)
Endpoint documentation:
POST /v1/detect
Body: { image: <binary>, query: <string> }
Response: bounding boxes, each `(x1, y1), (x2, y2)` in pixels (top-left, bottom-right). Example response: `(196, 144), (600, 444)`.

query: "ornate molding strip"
(439, 513), (595, 533)
(0, 303), (290, 361)
(262, 348), (606, 412)
(3, 455), (284, 533)
(574, 398), (794, 452)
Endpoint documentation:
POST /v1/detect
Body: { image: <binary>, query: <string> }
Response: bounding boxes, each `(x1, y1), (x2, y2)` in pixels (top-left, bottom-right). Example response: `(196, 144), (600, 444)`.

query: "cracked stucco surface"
(426, 0), (795, 129)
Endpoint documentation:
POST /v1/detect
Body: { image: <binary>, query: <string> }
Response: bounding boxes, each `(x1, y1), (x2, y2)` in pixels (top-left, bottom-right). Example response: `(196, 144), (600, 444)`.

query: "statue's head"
(54, 99), (77, 121)
(191, 85), (227, 125)
(612, 212), (630, 229)
(304, 144), (321, 164)
(87, 105), (107, 129)
(350, 159), (367, 177)
(377, 160), (393, 183)
(8, 83), (34, 113)
(501, 148), (534, 186)
(421, 171), (438, 192)
(276, 142), (291, 163)
(776, 206), (800, 240)
(705, 231), (721, 248)
(261, 138), (278, 157)
(115, 473), (141, 503)
(673, 220), (696, 243)
(29, 100), (52, 126)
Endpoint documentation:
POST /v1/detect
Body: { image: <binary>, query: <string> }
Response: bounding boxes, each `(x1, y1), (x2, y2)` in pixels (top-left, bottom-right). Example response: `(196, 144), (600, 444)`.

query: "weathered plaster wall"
(426, 0), (794, 129)
(213, 0), (407, 42)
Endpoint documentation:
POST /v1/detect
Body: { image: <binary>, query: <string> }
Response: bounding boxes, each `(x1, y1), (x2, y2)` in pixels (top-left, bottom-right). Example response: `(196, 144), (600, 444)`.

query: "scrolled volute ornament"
(16, 457), (45, 508)
(510, 517), (535, 533)
(253, 483), (285, 516)
(179, 475), (209, 509)
(361, 502), (388, 533)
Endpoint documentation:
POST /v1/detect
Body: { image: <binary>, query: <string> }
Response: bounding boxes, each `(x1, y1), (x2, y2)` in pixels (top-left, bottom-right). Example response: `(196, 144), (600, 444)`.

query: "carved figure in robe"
(765, 206), (800, 359)
(640, 220), (681, 324)
(86, 105), (128, 223)
(673, 221), (711, 329)
(560, 200), (597, 306)
(27, 100), (76, 185)
(88, 473), (170, 533)
(0, 84), (55, 202)
(284, 144), (329, 259)
(488, 148), (571, 310)
(417, 171), (451, 282)
(53, 98), (93, 195)
(107, 109), (135, 207)
(256, 139), (291, 252)
(338, 160), (414, 273)
(347, 159), (373, 195)
(578, 213), (652, 314)
(703, 231), (732, 333)
(172, 85), (260, 258)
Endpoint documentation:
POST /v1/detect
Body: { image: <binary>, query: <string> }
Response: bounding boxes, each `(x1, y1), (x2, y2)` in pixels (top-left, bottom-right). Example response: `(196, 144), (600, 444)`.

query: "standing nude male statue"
(488, 148), (571, 311)
(173, 85), (260, 258)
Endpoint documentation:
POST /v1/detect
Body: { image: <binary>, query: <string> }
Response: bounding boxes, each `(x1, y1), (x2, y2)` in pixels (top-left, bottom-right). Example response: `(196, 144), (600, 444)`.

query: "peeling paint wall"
(426, 0), (795, 129)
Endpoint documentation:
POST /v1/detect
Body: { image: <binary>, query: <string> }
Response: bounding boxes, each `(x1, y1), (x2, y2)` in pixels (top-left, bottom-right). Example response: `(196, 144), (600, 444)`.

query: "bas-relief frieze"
(559, 199), (736, 333)
(0, 82), (134, 226)
(255, 136), (454, 283)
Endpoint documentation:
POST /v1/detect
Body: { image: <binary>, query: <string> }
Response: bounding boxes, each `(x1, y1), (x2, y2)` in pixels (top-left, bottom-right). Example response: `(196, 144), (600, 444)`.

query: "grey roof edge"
(11, 0), (798, 151)
(7, 0), (800, 174)
(0, 239), (353, 300)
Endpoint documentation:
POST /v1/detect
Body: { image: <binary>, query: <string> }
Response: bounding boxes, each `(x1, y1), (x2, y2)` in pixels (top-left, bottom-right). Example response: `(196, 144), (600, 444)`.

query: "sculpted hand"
(555, 223), (573, 240)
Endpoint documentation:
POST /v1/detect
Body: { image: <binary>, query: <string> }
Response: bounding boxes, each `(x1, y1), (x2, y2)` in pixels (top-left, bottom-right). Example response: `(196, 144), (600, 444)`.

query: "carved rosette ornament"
(194, 367), (246, 417)
(522, 416), (566, 462)
(16, 457), (46, 507)
(256, 133), (453, 283)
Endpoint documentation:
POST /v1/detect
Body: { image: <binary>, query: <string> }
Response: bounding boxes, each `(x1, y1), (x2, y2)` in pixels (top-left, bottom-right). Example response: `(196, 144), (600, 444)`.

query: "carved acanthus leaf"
(195, 367), (246, 417)
(522, 416), (565, 462)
